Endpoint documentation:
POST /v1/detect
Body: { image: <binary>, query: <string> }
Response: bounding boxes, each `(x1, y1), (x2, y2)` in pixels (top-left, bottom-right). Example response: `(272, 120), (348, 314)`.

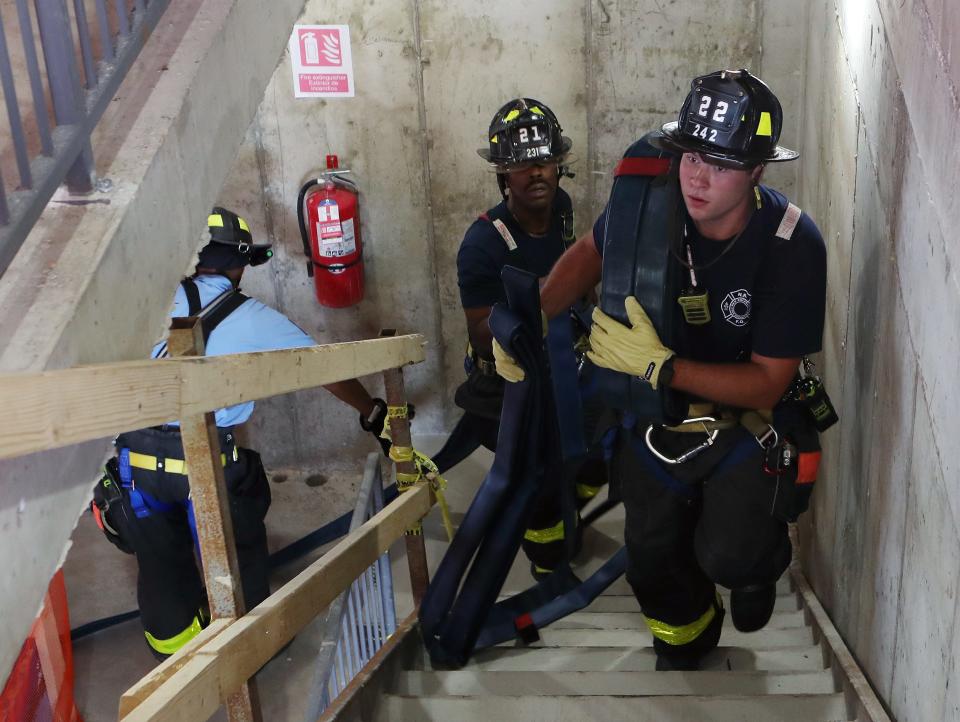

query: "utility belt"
(114, 425), (241, 508)
(634, 399), (823, 522)
(643, 403), (777, 465)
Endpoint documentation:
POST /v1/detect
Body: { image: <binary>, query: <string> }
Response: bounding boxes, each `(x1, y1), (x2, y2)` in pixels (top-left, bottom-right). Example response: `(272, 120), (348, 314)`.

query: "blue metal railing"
(0, 0), (171, 275)
(305, 451), (398, 720)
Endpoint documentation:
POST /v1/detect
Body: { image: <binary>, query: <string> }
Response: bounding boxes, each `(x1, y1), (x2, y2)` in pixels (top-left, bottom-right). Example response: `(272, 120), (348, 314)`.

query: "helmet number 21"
(697, 94), (729, 123)
(518, 126), (543, 144)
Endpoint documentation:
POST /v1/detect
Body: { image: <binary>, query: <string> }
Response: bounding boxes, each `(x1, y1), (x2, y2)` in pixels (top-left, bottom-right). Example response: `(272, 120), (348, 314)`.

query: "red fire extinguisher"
(297, 155), (364, 308)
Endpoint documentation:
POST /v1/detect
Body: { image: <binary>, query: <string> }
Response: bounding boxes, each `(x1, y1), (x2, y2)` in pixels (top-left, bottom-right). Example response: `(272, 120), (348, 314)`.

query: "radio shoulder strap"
(775, 203), (802, 240)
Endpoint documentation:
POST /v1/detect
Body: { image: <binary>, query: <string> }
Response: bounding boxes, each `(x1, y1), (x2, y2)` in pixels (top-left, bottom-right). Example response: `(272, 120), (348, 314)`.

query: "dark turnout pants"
(107, 428), (272, 658)
(616, 424), (792, 659)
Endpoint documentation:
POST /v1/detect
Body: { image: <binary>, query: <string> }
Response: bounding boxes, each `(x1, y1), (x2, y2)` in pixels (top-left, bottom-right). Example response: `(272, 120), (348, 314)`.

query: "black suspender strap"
(180, 278), (202, 316)
(199, 290), (249, 346)
(177, 277), (250, 348)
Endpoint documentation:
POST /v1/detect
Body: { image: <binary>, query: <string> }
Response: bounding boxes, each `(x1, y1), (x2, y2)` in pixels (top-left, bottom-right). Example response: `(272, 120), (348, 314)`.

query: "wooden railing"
(1, 327), (429, 722)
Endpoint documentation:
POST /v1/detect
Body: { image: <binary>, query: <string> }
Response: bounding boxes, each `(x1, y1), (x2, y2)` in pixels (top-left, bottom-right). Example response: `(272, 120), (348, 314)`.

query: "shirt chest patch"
(721, 289), (752, 327)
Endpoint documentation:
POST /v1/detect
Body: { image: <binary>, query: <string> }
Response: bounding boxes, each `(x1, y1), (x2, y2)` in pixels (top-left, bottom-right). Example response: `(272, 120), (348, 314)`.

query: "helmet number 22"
(697, 94), (729, 123)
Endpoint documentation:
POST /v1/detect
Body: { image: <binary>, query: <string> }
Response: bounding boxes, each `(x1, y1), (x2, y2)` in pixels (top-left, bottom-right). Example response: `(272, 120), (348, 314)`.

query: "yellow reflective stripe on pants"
(128, 447), (238, 475)
(144, 615), (203, 655)
(644, 602), (716, 646)
(576, 482), (603, 500)
(524, 519), (565, 544)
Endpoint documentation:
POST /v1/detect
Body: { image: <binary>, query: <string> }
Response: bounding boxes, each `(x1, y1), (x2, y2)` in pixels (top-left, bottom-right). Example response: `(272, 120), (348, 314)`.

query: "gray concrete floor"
(62, 433), (591, 721)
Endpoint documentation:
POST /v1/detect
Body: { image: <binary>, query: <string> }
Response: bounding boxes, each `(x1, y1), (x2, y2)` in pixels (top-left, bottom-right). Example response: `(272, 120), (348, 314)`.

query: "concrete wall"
(795, 0), (960, 719)
(0, 0), (323, 685)
(223, 0), (803, 466)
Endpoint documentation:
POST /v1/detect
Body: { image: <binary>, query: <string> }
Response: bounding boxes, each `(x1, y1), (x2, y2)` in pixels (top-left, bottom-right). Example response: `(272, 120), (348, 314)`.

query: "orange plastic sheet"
(0, 570), (81, 722)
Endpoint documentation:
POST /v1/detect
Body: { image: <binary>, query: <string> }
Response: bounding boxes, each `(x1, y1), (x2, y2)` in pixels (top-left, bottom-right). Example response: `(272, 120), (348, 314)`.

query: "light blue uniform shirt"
(152, 274), (315, 427)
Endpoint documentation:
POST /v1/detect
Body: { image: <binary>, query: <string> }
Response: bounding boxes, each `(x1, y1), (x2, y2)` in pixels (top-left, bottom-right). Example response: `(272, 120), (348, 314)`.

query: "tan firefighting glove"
(492, 310), (549, 383)
(587, 296), (675, 389)
(492, 338), (526, 383)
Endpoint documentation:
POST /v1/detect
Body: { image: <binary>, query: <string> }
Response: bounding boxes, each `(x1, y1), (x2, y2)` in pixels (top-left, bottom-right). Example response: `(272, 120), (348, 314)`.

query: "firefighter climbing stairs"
(365, 578), (848, 721)
(329, 507), (886, 722)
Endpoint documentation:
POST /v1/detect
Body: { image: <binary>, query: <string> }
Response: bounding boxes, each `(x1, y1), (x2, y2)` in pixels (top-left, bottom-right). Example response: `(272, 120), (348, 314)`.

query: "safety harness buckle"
(753, 424), (779, 450)
(644, 416), (719, 465)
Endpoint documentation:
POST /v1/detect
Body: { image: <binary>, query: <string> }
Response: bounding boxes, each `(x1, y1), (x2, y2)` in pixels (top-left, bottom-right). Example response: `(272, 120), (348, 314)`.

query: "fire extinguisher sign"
(289, 25), (355, 98)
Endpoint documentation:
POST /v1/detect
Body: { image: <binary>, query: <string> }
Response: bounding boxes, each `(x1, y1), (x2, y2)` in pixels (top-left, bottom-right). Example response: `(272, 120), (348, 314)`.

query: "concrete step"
(495, 627), (813, 649)
(501, 576), (794, 598)
(585, 593), (800, 613)
(443, 645), (828, 673)
(374, 693), (850, 721)
(551, 609), (807, 630)
(392, 669), (837, 696)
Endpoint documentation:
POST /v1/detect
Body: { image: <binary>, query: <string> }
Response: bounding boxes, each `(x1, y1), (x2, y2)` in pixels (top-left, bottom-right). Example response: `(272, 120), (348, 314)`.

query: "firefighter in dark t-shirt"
(454, 98), (605, 578)
(494, 70), (829, 670)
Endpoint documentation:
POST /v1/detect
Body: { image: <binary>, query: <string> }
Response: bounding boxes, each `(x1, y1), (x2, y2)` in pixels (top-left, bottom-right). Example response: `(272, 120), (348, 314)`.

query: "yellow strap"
(389, 445), (454, 542)
(575, 482), (603, 501)
(128, 447), (238, 475)
(523, 519), (565, 544)
(643, 598), (717, 646)
(387, 405), (408, 420)
(144, 615), (203, 655)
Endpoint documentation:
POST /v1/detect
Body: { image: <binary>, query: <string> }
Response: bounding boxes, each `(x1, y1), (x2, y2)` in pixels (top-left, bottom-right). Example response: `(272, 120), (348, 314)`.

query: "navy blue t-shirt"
(593, 185), (826, 361)
(457, 189), (574, 308)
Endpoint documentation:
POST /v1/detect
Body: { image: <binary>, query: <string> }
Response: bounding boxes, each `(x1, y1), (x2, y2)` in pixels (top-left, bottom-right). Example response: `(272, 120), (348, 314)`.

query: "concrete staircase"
(366, 577), (851, 722)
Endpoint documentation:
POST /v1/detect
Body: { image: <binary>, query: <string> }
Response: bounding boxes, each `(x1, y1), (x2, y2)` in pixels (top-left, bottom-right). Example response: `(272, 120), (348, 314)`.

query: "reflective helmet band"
(208, 213), (250, 232)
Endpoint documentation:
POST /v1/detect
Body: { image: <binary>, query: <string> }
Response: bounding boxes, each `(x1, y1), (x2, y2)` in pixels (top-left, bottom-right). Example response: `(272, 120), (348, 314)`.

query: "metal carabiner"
(644, 416), (720, 465)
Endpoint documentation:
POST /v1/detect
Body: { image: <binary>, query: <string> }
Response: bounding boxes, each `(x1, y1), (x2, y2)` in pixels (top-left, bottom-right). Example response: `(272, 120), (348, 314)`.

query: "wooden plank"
(128, 483), (433, 721)
(790, 564), (892, 722)
(120, 655), (222, 722)
(0, 334), (425, 461)
(120, 619), (232, 718)
(178, 334), (426, 416)
(179, 411), (260, 722)
(380, 335), (429, 605)
(172, 316), (260, 722)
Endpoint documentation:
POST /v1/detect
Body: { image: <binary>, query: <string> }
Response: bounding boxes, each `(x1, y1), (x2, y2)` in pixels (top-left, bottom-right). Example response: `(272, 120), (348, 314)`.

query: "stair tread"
(552, 609), (807, 630)
(393, 669), (837, 696)
(376, 692), (850, 722)
(501, 577), (793, 598)
(583, 593), (800, 613)
(495, 627), (813, 649)
(423, 645), (827, 673)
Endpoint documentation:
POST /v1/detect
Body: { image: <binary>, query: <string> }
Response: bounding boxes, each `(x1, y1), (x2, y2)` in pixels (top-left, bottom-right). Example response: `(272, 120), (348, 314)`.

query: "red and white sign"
(289, 25), (354, 98)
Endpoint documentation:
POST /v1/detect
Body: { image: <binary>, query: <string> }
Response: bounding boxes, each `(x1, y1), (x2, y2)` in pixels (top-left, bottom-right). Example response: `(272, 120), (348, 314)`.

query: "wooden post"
(379, 329), (430, 605)
(167, 319), (262, 722)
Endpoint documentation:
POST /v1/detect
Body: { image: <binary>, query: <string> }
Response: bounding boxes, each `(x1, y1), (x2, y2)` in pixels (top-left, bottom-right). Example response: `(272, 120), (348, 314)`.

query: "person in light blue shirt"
(90, 207), (396, 659)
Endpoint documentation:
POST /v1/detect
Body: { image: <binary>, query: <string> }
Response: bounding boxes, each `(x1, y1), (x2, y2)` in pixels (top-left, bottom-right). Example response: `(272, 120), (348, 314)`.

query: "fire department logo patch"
(721, 289), (752, 327)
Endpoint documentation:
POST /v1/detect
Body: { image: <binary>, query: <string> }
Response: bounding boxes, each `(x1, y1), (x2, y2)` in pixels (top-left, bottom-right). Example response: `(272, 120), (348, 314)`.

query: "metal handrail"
(0, 0), (172, 275)
(305, 452), (398, 720)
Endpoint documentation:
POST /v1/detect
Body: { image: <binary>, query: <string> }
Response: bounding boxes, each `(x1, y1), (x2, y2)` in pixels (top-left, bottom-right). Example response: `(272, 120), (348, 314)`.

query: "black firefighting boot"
(730, 582), (777, 632)
(653, 596), (725, 672)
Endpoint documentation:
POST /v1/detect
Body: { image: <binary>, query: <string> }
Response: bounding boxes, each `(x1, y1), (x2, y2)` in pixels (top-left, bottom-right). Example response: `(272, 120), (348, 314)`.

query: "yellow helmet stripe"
(756, 111), (773, 137)
(208, 214), (250, 233)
